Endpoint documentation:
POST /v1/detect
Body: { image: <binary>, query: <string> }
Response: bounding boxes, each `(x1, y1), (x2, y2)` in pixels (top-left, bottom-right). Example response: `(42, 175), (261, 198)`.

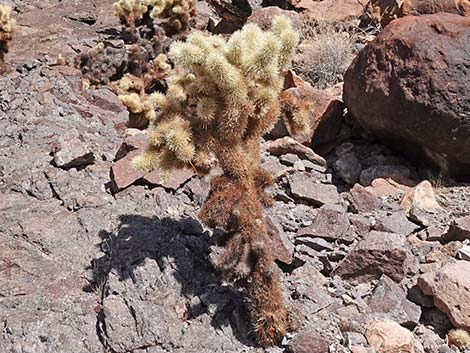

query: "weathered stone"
(344, 14), (470, 178)
(365, 320), (417, 353)
(366, 177), (411, 199)
(401, 181), (444, 226)
(266, 216), (295, 264)
(110, 150), (145, 192)
(373, 211), (420, 236)
(267, 136), (326, 167)
(442, 215), (470, 242)
(53, 136), (95, 169)
(247, 7), (301, 30)
(295, 207), (350, 241)
(418, 261), (470, 330)
(286, 329), (330, 353)
(348, 184), (382, 213)
(332, 231), (415, 283)
(402, 0), (470, 18)
(360, 165), (411, 187)
(334, 151), (362, 185)
(143, 168), (195, 191)
(293, 0), (365, 24)
(365, 275), (422, 326)
(279, 85), (345, 148)
(289, 172), (340, 206)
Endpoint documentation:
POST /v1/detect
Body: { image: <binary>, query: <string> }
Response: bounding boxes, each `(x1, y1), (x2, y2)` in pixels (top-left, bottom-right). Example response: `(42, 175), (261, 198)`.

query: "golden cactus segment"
(113, 0), (147, 25)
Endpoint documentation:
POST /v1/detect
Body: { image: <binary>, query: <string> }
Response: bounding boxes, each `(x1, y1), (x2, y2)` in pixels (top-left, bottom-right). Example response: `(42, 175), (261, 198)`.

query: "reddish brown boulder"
(247, 7), (301, 30)
(292, 0), (366, 24)
(402, 0), (470, 17)
(343, 14), (470, 179)
(279, 85), (345, 149)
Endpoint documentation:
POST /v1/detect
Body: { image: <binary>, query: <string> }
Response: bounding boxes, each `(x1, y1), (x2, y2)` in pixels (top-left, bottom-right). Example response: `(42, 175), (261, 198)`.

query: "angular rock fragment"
(418, 261), (470, 330)
(289, 172), (341, 206)
(332, 231), (415, 283)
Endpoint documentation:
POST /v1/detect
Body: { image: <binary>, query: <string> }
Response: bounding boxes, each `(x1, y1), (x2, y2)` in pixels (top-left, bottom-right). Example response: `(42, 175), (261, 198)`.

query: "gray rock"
(360, 165), (411, 186)
(286, 329), (330, 353)
(443, 215), (470, 242)
(364, 275), (422, 327)
(289, 172), (341, 206)
(294, 207), (350, 241)
(334, 151), (362, 185)
(348, 184), (382, 213)
(373, 211), (420, 236)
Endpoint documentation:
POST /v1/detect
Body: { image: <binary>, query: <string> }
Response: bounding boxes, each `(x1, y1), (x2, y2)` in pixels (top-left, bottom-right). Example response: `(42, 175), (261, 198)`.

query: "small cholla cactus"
(114, 0), (148, 27)
(147, 0), (196, 35)
(134, 16), (308, 346)
(77, 0), (195, 89)
(448, 329), (470, 349)
(115, 54), (171, 128)
(0, 4), (15, 71)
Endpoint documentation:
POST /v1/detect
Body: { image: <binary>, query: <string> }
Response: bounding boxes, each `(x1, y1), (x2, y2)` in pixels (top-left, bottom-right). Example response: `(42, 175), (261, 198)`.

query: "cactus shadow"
(85, 213), (257, 347)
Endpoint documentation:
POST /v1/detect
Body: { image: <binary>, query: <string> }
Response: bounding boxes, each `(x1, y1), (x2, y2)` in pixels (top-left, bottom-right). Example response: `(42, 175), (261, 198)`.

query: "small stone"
(267, 137), (326, 167)
(442, 215), (470, 242)
(334, 152), (362, 185)
(289, 172), (341, 206)
(373, 211), (420, 236)
(332, 231), (415, 284)
(400, 180), (444, 226)
(266, 216), (295, 265)
(348, 184), (382, 213)
(294, 207), (350, 241)
(53, 137), (95, 169)
(294, 236), (334, 251)
(457, 245), (470, 261)
(365, 320), (416, 353)
(110, 150), (145, 192)
(279, 153), (300, 166)
(286, 329), (330, 353)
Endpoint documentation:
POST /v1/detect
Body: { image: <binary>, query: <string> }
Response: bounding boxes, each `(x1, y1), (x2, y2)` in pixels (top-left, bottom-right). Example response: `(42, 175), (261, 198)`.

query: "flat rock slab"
(289, 172), (340, 206)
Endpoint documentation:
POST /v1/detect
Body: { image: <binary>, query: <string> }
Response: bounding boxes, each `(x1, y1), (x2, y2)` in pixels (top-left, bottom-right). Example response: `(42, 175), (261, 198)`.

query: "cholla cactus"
(448, 329), (470, 349)
(146, 0), (196, 35)
(115, 54), (171, 128)
(0, 4), (15, 71)
(114, 0), (148, 27)
(134, 16), (307, 346)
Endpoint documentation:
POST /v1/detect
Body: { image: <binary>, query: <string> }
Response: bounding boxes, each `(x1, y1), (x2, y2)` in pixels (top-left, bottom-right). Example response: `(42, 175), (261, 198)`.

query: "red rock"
(293, 0), (365, 24)
(266, 216), (295, 264)
(110, 151), (145, 192)
(247, 7), (301, 30)
(143, 168), (194, 191)
(402, 0), (470, 18)
(332, 231), (415, 283)
(348, 184), (382, 213)
(295, 207), (350, 241)
(278, 85), (345, 149)
(418, 261), (470, 330)
(267, 137), (326, 167)
(343, 14), (470, 179)
(286, 329), (330, 353)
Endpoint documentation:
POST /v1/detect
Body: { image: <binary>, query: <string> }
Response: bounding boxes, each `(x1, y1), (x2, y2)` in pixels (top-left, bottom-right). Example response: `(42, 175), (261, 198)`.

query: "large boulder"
(343, 14), (470, 179)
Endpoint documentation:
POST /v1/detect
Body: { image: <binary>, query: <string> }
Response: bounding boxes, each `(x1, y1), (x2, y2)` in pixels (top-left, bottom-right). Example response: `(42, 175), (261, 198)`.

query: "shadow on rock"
(84, 214), (256, 351)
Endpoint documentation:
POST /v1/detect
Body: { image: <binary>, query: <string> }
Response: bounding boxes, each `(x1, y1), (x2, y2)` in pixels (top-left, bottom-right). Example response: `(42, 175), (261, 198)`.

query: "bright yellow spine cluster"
(134, 16), (299, 179)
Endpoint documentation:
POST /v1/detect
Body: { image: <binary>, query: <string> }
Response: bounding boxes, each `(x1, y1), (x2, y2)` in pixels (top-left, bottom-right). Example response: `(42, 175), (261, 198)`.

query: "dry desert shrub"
(293, 17), (356, 89)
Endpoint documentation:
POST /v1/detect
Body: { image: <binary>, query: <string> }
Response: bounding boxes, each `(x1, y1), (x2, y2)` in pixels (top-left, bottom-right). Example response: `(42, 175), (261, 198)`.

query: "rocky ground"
(1, 1), (470, 353)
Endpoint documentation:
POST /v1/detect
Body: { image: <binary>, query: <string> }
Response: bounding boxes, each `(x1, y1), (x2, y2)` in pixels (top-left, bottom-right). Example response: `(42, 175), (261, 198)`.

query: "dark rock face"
(343, 14), (470, 179)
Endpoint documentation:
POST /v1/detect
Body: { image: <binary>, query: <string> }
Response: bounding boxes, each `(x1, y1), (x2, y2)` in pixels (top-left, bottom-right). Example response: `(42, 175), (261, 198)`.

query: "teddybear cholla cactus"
(0, 4), (15, 72)
(134, 17), (307, 345)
